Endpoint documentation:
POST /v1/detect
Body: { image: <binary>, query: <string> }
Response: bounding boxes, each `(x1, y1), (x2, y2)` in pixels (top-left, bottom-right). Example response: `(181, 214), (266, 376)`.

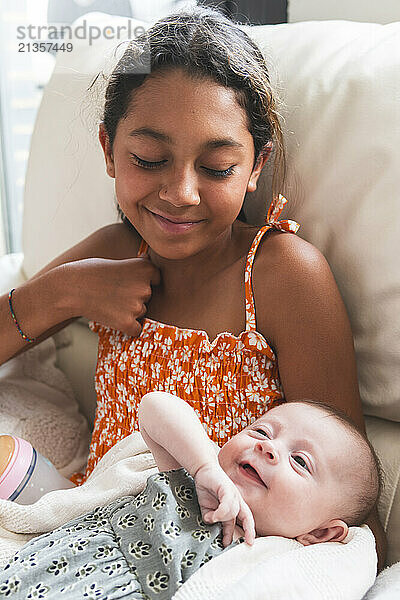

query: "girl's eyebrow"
(128, 127), (244, 150)
(129, 127), (171, 143)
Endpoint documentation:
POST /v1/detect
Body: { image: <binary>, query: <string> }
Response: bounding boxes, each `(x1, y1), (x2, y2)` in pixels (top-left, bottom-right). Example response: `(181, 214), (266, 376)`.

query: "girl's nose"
(159, 167), (200, 208)
(255, 440), (279, 464)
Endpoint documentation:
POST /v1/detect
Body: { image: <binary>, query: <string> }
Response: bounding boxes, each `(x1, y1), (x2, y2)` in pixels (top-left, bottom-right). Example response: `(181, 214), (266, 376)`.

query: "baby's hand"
(194, 462), (255, 547)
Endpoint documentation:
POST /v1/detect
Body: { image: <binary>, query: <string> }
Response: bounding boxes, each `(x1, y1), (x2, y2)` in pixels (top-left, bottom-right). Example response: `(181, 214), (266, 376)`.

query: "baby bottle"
(0, 435), (76, 504)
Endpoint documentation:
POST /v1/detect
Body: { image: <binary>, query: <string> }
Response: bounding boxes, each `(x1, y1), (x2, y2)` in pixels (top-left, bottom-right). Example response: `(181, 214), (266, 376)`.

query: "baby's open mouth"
(240, 463), (266, 487)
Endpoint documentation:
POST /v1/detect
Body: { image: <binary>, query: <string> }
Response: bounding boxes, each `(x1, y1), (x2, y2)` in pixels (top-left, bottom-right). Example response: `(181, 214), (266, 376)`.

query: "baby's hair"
(283, 399), (382, 527)
(89, 3), (285, 226)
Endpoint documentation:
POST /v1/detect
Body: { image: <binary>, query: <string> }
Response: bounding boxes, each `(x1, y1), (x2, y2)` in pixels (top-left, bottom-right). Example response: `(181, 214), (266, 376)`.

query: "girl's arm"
(0, 268), (79, 366)
(0, 224), (159, 366)
(138, 392), (255, 546)
(255, 232), (387, 568)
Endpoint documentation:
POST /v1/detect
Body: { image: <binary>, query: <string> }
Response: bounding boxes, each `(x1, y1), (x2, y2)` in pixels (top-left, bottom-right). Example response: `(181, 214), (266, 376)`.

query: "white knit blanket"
(0, 431), (157, 565)
(0, 431), (378, 599)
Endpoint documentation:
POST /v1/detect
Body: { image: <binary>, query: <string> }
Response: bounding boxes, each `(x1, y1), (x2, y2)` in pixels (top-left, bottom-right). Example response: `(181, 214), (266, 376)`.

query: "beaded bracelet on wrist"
(8, 288), (36, 344)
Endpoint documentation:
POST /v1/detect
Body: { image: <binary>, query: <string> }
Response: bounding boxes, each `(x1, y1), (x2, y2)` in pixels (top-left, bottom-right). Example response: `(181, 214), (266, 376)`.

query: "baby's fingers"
(222, 519), (236, 548)
(209, 497), (238, 523)
(239, 503), (256, 546)
(202, 510), (216, 524)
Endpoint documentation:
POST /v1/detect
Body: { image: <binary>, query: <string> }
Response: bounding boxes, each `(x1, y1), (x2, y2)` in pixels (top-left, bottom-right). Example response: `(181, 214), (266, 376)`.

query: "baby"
(139, 392), (381, 547)
(0, 395), (380, 600)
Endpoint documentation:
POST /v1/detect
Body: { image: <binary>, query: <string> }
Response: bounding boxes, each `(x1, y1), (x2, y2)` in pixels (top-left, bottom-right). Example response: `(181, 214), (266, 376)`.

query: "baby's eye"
(292, 455), (310, 472)
(255, 428), (270, 438)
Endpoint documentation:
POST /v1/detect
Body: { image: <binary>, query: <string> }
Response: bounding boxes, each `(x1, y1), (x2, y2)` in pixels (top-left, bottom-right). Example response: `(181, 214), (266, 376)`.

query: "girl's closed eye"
(203, 165), (236, 179)
(130, 153), (236, 179)
(130, 153), (166, 169)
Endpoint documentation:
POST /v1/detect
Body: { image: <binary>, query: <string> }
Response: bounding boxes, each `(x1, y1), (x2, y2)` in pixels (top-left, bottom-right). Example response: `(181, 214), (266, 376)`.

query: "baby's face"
(218, 402), (352, 538)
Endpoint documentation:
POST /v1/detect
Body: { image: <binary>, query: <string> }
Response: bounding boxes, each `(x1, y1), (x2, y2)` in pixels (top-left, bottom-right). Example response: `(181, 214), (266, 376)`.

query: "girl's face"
(99, 68), (268, 260)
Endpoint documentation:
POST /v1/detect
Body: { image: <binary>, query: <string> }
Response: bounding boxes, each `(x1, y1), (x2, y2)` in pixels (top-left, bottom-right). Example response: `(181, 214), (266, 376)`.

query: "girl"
(0, 5), (385, 563)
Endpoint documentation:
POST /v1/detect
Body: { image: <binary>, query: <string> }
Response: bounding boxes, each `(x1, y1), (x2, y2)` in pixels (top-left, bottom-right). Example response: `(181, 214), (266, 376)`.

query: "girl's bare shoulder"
(252, 230), (342, 343)
(251, 229), (362, 423)
(256, 230), (329, 277)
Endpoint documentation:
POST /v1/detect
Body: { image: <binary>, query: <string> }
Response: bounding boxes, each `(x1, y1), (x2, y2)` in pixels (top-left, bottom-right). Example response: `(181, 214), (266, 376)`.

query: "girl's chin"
(148, 244), (199, 262)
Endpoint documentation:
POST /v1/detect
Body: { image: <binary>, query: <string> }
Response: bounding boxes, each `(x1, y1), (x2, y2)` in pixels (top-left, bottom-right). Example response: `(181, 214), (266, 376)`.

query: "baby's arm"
(138, 391), (216, 473)
(138, 391), (255, 546)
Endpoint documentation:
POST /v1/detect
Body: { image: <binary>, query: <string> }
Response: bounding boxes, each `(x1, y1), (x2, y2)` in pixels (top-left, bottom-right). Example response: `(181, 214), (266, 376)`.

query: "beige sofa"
(1, 13), (399, 569)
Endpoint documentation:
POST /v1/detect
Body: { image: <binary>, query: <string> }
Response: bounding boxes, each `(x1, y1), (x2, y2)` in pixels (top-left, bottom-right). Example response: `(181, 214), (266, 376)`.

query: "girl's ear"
(246, 141), (273, 193)
(99, 122), (115, 178)
(296, 519), (349, 546)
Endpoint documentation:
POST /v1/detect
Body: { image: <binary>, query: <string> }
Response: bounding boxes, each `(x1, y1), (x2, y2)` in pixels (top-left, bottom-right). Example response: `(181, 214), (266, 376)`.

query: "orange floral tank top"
(73, 195), (299, 483)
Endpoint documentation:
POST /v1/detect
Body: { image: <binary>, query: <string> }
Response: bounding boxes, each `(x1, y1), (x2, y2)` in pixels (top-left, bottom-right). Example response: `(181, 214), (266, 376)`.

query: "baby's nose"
(255, 440), (278, 463)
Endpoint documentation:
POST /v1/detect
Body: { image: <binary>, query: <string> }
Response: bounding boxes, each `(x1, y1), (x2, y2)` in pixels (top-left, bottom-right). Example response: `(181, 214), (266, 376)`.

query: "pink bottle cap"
(0, 437), (33, 500)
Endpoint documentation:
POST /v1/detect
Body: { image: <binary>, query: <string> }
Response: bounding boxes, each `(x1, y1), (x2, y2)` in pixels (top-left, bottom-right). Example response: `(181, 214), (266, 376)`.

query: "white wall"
(288, 0), (400, 23)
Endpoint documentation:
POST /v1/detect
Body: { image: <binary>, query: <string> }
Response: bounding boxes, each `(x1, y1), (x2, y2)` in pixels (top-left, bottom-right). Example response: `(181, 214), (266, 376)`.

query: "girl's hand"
(194, 462), (255, 547)
(66, 255), (160, 336)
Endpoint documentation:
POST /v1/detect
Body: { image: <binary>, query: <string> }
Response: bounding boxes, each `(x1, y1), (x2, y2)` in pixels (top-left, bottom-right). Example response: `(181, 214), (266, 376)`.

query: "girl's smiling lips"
(146, 208), (206, 233)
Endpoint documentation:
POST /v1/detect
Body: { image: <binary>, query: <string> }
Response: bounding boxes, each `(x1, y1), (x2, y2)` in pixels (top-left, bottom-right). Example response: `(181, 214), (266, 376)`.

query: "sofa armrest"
(55, 319), (97, 429)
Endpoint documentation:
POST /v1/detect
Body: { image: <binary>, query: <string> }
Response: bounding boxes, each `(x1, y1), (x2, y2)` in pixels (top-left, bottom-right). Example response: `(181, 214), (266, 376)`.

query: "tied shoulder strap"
(244, 194), (300, 332)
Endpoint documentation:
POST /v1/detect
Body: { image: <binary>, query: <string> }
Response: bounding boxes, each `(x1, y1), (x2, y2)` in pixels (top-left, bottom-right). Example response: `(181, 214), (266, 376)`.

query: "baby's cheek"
(261, 484), (310, 537)
(217, 441), (235, 472)
(281, 493), (317, 535)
